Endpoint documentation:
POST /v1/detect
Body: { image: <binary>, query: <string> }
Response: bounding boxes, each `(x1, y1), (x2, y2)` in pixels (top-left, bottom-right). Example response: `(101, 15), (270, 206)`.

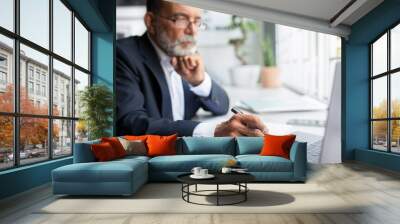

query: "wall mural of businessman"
(116, 0), (268, 137)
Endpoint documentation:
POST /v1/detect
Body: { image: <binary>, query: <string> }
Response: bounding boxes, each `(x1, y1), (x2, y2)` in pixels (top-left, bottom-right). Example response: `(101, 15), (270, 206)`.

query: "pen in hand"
(231, 107), (244, 115)
(230, 107), (268, 135)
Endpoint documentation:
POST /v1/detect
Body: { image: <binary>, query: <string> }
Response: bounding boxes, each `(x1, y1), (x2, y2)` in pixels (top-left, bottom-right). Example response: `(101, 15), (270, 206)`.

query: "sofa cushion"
(259, 134), (296, 159)
(147, 134), (177, 157)
(74, 140), (100, 163)
(124, 135), (149, 141)
(236, 155), (293, 172)
(236, 137), (263, 155)
(101, 137), (127, 158)
(53, 158), (148, 183)
(118, 138), (147, 156)
(178, 137), (235, 155)
(91, 142), (118, 161)
(114, 155), (150, 164)
(148, 154), (235, 172)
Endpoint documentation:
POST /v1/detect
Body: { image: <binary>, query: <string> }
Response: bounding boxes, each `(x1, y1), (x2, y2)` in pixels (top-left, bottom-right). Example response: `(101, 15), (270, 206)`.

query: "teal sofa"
(52, 137), (307, 196)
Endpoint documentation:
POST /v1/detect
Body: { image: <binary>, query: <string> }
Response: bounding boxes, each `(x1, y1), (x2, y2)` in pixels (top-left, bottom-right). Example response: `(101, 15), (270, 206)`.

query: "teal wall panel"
(343, 44), (370, 160)
(0, 0), (115, 200)
(92, 32), (115, 135)
(91, 0), (116, 134)
(0, 158), (72, 199)
(92, 33), (114, 87)
(66, 0), (110, 32)
(344, 0), (400, 171)
(355, 149), (400, 172)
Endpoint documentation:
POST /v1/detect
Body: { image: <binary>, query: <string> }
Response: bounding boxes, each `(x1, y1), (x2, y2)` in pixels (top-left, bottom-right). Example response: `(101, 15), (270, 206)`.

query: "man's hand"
(171, 54), (205, 86)
(214, 114), (269, 137)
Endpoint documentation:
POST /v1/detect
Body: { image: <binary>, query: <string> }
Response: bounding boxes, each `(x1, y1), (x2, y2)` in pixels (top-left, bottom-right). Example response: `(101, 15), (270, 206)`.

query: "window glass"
(53, 119), (72, 158)
(75, 120), (88, 143)
(372, 77), (387, 119)
(0, 116), (13, 170)
(28, 81), (33, 93)
(391, 120), (400, 153)
(0, 0), (93, 168)
(20, 44), (49, 115)
(53, 0), (72, 60)
(74, 69), (89, 118)
(391, 72), (400, 118)
(74, 18), (89, 70)
(0, 35), (14, 113)
(19, 117), (49, 165)
(372, 121), (388, 151)
(53, 59), (72, 117)
(20, 0), (49, 49)
(391, 24), (400, 70)
(372, 33), (387, 76)
(0, 0), (14, 31)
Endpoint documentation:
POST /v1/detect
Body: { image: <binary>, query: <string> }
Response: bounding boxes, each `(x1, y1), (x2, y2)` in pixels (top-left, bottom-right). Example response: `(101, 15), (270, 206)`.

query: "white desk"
(194, 85), (328, 163)
(194, 85), (327, 136)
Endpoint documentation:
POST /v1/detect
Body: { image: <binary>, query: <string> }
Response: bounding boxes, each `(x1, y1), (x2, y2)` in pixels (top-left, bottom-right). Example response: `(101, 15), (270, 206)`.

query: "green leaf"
(79, 84), (113, 140)
(261, 36), (276, 66)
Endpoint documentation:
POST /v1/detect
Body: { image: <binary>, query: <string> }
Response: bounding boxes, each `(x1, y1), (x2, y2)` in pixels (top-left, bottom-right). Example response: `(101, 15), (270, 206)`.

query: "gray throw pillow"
(118, 137), (147, 156)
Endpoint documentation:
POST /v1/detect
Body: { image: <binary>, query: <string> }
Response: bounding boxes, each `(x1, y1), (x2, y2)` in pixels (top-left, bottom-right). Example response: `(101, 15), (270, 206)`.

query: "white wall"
(276, 25), (341, 102)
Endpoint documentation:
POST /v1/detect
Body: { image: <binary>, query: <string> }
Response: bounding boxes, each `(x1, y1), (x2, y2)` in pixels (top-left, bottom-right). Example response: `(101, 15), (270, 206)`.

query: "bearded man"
(116, 0), (268, 137)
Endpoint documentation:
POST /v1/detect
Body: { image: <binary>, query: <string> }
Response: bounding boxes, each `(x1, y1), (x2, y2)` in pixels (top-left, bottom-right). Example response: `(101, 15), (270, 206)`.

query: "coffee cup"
(199, 169), (208, 176)
(221, 167), (232, 174)
(191, 167), (202, 176)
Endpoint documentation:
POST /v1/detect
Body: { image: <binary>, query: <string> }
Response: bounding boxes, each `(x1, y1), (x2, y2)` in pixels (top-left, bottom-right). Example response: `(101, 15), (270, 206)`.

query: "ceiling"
(226, 0), (352, 23)
(170, 0), (384, 38)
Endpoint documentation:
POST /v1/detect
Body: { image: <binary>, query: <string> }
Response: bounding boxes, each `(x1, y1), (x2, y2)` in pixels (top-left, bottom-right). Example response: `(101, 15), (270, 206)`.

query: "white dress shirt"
(148, 36), (217, 136)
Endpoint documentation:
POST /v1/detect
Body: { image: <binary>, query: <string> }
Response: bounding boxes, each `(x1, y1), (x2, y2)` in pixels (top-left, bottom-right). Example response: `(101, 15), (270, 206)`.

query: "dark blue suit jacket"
(116, 34), (229, 136)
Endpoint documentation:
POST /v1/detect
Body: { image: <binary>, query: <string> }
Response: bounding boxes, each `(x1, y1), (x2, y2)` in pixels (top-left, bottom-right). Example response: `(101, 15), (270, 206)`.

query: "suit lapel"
(182, 80), (191, 120)
(138, 33), (173, 120)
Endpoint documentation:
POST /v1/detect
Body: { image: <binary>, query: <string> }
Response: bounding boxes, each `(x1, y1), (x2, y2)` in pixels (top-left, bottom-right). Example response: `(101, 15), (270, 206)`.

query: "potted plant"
(260, 36), (280, 88)
(227, 15), (261, 87)
(79, 84), (113, 140)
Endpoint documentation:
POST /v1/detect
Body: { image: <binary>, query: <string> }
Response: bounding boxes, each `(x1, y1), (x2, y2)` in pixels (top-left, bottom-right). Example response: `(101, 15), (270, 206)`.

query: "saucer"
(190, 174), (215, 179)
(232, 170), (249, 174)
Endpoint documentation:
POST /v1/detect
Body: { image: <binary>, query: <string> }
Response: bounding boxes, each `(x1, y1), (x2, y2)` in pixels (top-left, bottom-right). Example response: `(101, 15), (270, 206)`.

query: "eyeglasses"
(156, 14), (207, 30)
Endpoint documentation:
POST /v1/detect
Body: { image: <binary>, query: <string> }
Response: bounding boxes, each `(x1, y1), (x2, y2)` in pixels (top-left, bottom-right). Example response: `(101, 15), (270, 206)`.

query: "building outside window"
(35, 83), (40, 95)
(0, 57), (5, 66)
(41, 73), (46, 83)
(28, 81), (34, 94)
(0, 0), (91, 170)
(371, 23), (400, 154)
(54, 88), (58, 103)
(35, 70), (40, 81)
(28, 66), (34, 80)
(0, 55), (7, 67)
(41, 85), (46, 97)
(0, 54), (7, 87)
(0, 71), (6, 85)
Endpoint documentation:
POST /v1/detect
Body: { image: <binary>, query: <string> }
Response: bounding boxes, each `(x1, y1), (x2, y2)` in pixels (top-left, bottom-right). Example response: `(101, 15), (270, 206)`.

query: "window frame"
(0, 0), (92, 171)
(0, 53), (7, 86)
(370, 20), (400, 154)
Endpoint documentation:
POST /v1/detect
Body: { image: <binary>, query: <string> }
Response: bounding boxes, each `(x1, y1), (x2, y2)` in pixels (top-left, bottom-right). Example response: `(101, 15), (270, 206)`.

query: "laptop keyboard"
(292, 131), (323, 164)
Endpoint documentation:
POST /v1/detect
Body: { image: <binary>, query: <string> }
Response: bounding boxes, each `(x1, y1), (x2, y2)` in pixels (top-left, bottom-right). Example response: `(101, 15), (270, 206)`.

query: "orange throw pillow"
(124, 135), (149, 141)
(101, 137), (126, 158)
(91, 142), (118, 162)
(259, 134), (296, 159)
(146, 134), (177, 157)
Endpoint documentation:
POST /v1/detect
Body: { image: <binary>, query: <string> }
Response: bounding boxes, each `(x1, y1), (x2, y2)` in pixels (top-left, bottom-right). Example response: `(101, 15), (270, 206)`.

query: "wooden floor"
(1, 162), (400, 224)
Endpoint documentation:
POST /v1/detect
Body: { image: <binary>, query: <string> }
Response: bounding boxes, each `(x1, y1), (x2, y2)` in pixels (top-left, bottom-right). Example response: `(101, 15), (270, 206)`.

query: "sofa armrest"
(73, 140), (100, 163)
(289, 141), (307, 181)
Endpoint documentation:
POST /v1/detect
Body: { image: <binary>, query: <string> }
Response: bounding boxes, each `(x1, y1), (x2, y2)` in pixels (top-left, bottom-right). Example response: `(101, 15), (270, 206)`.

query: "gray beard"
(155, 28), (197, 56)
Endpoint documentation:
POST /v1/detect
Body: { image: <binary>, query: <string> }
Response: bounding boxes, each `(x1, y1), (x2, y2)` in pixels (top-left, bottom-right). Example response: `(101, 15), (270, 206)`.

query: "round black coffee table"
(177, 173), (255, 206)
